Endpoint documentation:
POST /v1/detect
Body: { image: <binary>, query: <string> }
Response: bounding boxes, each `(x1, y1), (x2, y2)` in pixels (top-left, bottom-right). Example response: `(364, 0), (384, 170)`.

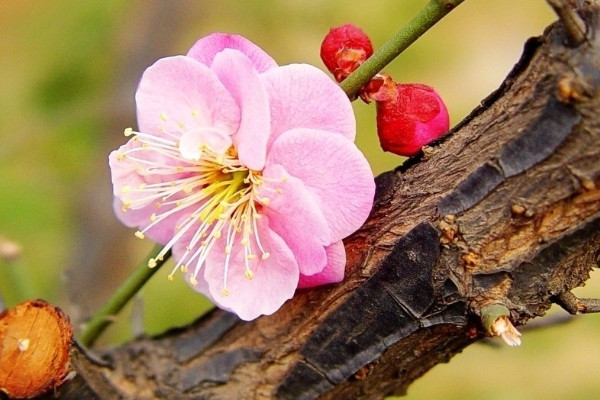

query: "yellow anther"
(221, 288), (230, 296)
(245, 270), (254, 280)
(124, 127), (134, 136)
(120, 185), (131, 193)
(137, 183), (146, 189)
(148, 258), (157, 268)
(225, 245), (232, 254)
(181, 265), (188, 273)
(276, 188), (283, 194)
(261, 197), (270, 205)
(178, 121), (185, 128)
(246, 254), (256, 260)
(191, 109), (199, 118)
(213, 230), (222, 239)
(121, 200), (131, 212)
(160, 112), (168, 121)
(135, 231), (145, 239)
(150, 213), (157, 222)
(167, 274), (174, 281)
(117, 153), (125, 161)
(262, 252), (270, 260)
(190, 276), (198, 286)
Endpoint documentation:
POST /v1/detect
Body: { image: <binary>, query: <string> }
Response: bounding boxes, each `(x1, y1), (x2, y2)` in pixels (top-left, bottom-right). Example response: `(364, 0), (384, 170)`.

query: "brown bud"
(0, 299), (73, 398)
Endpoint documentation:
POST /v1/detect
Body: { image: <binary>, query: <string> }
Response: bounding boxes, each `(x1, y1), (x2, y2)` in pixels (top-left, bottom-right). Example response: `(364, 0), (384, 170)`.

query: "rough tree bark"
(35, 2), (600, 399)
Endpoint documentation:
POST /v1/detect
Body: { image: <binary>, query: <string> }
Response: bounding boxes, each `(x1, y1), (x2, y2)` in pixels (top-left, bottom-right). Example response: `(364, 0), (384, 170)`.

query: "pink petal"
(259, 164), (330, 276)
(266, 128), (375, 242)
(109, 140), (179, 206)
(202, 217), (299, 321)
(187, 33), (277, 73)
(109, 142), (150, 199)
(261, 64), (356, 147)
(298, 241), (346, 288)
(135, 56), (240, 138)
(179, 127), (232, 160)
(211, 49), (271, 170)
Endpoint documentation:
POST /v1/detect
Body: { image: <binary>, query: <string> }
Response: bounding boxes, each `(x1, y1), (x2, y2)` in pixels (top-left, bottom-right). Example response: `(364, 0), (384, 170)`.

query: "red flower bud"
(320, 24), (373, 82)
(376, 84), (449, 156)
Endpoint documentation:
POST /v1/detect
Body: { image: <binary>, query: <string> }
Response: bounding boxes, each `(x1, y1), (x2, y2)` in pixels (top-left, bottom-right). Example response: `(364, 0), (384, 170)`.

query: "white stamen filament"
(118, 126), (269, 294)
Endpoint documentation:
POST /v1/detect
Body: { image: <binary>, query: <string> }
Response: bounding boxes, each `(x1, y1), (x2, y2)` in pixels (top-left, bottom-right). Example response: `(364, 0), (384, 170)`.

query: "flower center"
(116, 128), (273, 295)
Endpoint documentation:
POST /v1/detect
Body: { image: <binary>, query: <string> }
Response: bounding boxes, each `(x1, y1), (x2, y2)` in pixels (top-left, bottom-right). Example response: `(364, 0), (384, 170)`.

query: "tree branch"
(35, 2), (600, 399)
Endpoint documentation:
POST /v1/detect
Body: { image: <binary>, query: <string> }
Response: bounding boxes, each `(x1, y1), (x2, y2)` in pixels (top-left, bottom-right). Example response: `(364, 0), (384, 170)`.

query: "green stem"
(340, 0), (465, 98)
(78, 244), (171, 347)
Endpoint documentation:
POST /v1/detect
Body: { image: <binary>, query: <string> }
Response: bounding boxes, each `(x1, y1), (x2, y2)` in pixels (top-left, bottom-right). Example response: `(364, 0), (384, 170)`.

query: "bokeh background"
(0, 1), (598, 399)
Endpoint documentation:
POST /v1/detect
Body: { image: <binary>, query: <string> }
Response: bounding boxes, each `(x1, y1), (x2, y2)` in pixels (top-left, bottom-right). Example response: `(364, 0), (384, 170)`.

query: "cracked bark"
(33, 2), (600, 399)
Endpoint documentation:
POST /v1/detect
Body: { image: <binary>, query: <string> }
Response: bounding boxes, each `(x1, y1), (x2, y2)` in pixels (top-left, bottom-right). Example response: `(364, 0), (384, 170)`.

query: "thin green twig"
(340, 0), (465, 98)
(78, 245), (171, 347)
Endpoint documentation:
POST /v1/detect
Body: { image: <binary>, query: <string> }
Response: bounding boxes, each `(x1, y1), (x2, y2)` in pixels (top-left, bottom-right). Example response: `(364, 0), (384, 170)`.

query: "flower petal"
(187, 33), (277, 73)
(266, 128), (375, 242)
(211, 49), (271, 170)
(109, 140), (179, 207)
(179, 127), (233, 160)
(109, 141), (150, 199)
(261, 63), (356, 147)
(298, 241), (346, 288)
(259, 164), (330, 276)
(135, 55), (240, 138)
(201, 217), (299, 321)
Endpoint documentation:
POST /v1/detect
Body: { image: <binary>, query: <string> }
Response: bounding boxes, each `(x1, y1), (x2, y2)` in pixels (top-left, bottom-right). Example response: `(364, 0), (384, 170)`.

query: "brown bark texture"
(33, 2), (600, 399)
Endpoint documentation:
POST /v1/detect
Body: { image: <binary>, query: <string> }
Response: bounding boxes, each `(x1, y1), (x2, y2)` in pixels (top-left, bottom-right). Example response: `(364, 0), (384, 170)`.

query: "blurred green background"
(0, 1), (598, 399)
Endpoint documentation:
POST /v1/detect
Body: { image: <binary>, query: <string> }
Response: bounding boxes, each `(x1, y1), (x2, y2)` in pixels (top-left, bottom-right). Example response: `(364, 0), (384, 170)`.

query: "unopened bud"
(376, 83), (449, 156)
(320, 24), (373, 82)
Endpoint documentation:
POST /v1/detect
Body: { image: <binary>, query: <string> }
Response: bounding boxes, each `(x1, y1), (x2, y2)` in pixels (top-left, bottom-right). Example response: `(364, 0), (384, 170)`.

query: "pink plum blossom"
(109, 33), (375, 321)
